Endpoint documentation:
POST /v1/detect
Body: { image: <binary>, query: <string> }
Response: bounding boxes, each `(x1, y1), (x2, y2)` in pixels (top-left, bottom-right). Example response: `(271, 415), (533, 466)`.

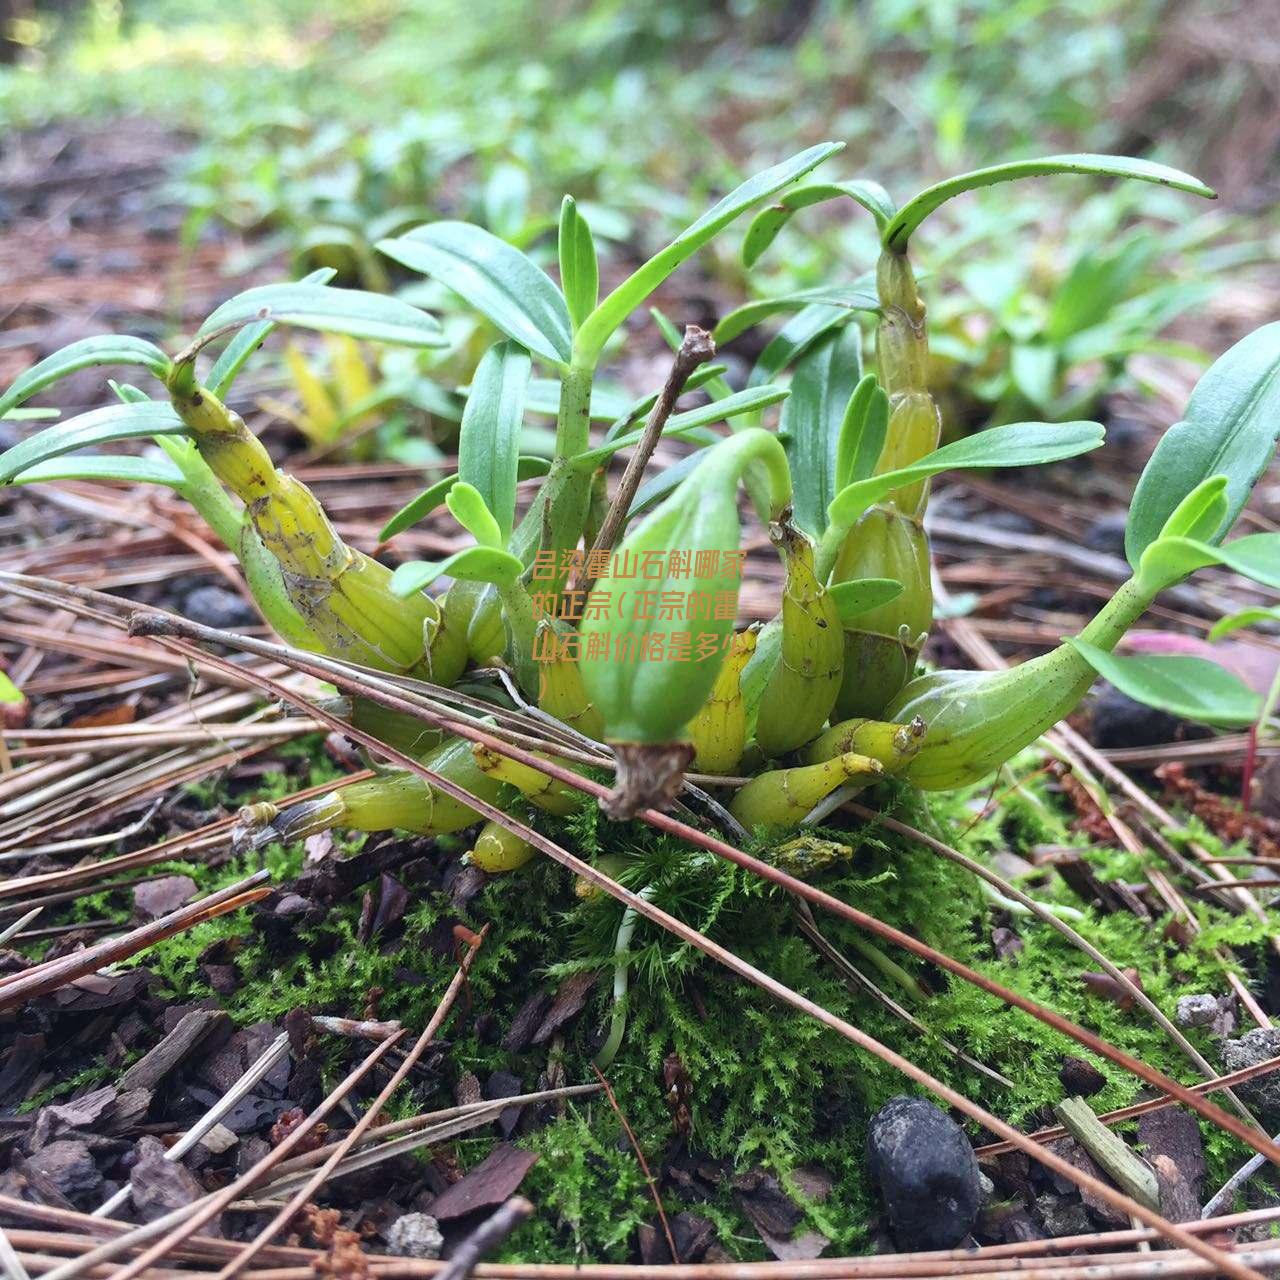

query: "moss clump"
(41, 753), (1271, 1259)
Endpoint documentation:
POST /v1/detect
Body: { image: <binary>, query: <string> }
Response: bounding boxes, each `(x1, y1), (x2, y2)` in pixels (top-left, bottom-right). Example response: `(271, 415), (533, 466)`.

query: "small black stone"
(1082, 512), (1128, 557)
(1088, 683), (1187, 749)
(866, 1096), (981, 1250)
(48, 247), (82, 274)
(182, 585), (257, 630)
(1059, 1056), (1107, 1098)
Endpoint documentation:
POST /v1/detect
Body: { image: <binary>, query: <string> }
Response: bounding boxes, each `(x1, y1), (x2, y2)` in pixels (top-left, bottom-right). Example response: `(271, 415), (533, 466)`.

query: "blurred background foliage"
(0, 0), (1275, 445)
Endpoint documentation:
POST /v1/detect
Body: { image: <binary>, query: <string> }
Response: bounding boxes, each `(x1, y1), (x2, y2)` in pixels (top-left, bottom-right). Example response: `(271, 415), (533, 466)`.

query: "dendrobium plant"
(1, 145), (1277, 861)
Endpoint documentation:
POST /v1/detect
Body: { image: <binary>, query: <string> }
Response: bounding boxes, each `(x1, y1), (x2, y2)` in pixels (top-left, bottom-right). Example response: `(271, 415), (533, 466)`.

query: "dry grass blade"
(0, 871), (271, 1012)
(0, 770), (371, 904)
(976, 1053), (1280, 1156)
(214, 928), (488, 1280)
(112, 610), (1263, 1280)
(253, 1085), (601, 1193)
(94, 1033), (291, 1219)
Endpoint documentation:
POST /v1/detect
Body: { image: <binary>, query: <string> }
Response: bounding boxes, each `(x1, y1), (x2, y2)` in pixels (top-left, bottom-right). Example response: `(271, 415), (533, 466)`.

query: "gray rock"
(182, 585), (257, 631)
(1221, 1028), (1280, 1121)
(1035, 1192), (1091, 1237)
(385, 1212), (444, 1259)
(1176, 994), (1220, 1028)
(1089, 684), (1186, 750)
(27, 1140), (101, 1202)
(866, 1096), (981, 1250)
(130, 1136), (204, 1223)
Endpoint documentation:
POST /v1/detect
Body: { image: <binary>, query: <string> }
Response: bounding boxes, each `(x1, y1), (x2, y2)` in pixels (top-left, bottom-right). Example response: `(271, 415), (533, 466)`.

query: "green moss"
(39, 752), (1272, 1259)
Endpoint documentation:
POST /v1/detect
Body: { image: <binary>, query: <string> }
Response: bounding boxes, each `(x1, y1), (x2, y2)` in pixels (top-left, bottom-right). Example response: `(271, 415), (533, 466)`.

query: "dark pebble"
(866, 1096), (981, 1250)
(182, 585), (257, 630)
(48, 247), (82, 274)
(1083, 512), (1128, 557)
(1088, 683), (1187, 749)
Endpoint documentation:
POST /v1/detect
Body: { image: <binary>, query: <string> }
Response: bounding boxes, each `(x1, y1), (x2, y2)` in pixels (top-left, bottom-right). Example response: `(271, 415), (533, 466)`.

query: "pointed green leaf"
(742, 178), (897, 267)
(750, 303), (854, 387)
(208, 267), (335, 397)
(628, 449), (704, 521)
(828, 420), (1104, 531)
(1157, 475), (1230, 544)
(574, 384), (789, 467)
(829, 577), (904, 622)
(198, 282), (445, 350)
(575, 142), (843, 365)
(0, 337), (171, 419)
(9, 453), (187, 488)
(2, 408), (59, 421)
(446, 481), (504, 548)
(1127, 322), (1280, 569)
(884, 154), (1214, 252)
(782, 324), (863, 536)
(1067, 638), (1261, 729)
(390, 545), (522, 596)
(558, 196), (599, 332)
(376, 222), (572, 365)
(835, 373), (889, 491)
(1209, 607), (1280, 641)
(0, 402), (188, 484)
(379, 456), (551, 541)
(713, 279), (879, 346)
(600, 364), (730, 443)
(457, 340), (531, 541)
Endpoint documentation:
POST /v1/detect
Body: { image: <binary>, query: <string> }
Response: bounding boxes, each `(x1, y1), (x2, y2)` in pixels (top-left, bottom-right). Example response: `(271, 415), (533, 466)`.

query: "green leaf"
(828, 577), (904, 622)
(750, 303), (854, 387)
(883, 154), (1215, 252)
(0, 336), (171, 419)
(713, 279), (879, 346)
(742, 179), (897, 267)
(1067, 638), (1261, 729)
(8, 453), (187, 488)
(1189, 533), (1280, 590)
(446, 481), (504, 548)
(600, 364), (730, 443)
(1209, 607), (1280, 641)
(198, 282), (445, 350)
(1, 408), (58, 421)
(1126, 322), (1280, 569)
(628, 449), (705, 521)
(379, 456), (551, 541)
(0, 670), (21, 705)
(457, 340), (531, 541)
(828, 420), (1104, 531)
(1138, 532), (1280, 595)
(0, 402), (189, 484)
(1009, 343), (1056, 410)
(376, 222), (572, 365)
(558, 196), (598, 332)
(575, 142), (843, 366)
(835, 374), (889, 490)
(208, 267), (335, 397)
(782, 324), (863, 536)
(1157, 475), (1229, 544)
(390, 546), (522, 595)
(574, 385), (789, 467)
